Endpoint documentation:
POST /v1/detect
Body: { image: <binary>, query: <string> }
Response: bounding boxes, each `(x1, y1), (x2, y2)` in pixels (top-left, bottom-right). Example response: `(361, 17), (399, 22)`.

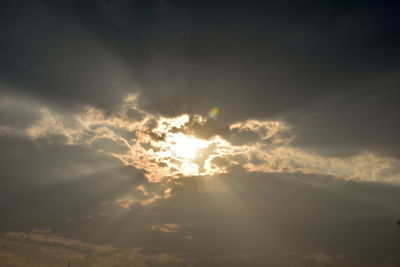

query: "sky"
(0, 1), (400, 266)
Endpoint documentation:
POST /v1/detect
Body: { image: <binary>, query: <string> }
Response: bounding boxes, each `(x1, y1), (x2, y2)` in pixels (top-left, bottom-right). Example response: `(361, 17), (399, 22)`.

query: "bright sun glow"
(169, 133), (208, 160)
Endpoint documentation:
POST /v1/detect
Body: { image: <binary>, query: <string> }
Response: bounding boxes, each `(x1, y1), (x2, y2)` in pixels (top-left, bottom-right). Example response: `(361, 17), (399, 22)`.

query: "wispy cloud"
(145, 223), (181, 233)
(303, 251), (345, 265)
(2, 93), (399, 187)
(1, 229), (147, 267)
(0, 229), (253, 267)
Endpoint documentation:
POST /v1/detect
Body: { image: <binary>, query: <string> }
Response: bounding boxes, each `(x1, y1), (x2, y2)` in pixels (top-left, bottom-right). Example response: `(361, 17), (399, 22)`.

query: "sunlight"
(169, 133), (208, 160)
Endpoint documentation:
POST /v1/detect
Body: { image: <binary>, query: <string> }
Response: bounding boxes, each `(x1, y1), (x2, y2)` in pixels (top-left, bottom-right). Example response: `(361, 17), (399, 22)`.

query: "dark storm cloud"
(127, 0), (400, 158)
(0, 0), (136, 110)
(1, 1), (400, 266)
(2, 0), (397, 158)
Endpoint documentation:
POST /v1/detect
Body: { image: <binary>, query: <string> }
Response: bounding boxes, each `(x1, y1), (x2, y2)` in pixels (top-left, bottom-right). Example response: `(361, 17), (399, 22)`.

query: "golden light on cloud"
(155, 132), (210, 176)
(21, 93), (400, 189)
(147, 130), (225, 179)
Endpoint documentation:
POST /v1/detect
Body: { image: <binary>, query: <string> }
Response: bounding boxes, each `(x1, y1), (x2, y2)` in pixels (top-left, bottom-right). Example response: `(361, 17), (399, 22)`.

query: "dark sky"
(1, 1), (400, 266)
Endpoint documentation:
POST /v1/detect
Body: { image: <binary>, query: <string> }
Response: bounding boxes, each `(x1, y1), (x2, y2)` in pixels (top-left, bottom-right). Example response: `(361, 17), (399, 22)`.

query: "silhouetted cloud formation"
(1, 1), (400, 266)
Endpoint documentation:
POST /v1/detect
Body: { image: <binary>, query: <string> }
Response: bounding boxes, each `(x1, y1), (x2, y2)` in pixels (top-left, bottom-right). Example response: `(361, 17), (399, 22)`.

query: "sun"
(169, 133), (208, 160)
(149, 132), (211, 178)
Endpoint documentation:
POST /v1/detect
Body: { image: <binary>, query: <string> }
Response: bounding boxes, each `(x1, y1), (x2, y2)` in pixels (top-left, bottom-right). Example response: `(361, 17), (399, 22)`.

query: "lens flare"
(208, 107), (220, 119)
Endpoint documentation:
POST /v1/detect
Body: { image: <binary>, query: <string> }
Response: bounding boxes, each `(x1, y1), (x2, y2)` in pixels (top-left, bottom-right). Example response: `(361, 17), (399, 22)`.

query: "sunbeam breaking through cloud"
(1, 1), (400, 266)
(13, 94), (399, 186)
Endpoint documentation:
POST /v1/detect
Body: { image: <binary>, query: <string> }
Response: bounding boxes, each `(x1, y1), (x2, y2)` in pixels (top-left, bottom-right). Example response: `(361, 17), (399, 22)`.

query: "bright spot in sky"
(169, 133), (208, 159)
(208, 107), (220, 119)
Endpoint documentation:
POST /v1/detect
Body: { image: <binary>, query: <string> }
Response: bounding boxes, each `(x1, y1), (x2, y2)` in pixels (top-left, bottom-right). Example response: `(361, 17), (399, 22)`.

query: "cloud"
(230, 119), (294, 145)
(0, 229), (254, 267)
(303, 251), (345, 265)
(2, 92), (400, 205)
(145, 223), (181, 233)
(115, 193), (165, 209)
(26, 107), (81, 144)
(241, 147), (400, 182)
(1, 2), (400, 266)
(14, 94), (399, 186)
(0, 229), (177, 267)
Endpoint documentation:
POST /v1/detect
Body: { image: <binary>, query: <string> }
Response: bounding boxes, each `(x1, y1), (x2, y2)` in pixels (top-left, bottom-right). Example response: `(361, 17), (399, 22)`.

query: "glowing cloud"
(20, 94), (400, 185)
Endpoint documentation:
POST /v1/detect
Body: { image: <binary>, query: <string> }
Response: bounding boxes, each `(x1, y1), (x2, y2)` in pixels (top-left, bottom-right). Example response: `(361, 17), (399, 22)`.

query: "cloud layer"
(1, 1), (400, 266)
(13, 94), (399, 184)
